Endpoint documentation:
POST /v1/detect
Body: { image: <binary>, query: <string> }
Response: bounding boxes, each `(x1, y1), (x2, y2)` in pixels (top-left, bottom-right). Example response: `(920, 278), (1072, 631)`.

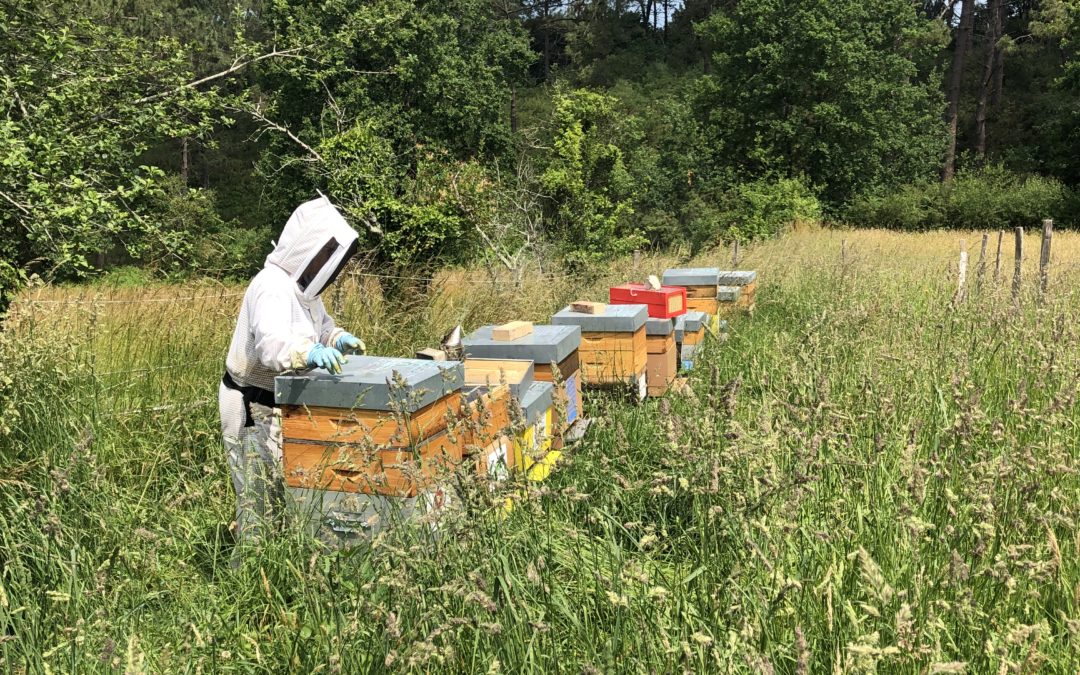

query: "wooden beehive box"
(644, 318), (677, 397)
(716, 286), (743, 315)
(462, 324), (583, 434)
(675, 311), (708, 371)
(551, 304), (648, 395)
(275, 356), (466, 497)
(718, 271), (758, 312)
(459, 383), (513, 454)
(663, 267), (720, 320)
(513, 381), (554, 466)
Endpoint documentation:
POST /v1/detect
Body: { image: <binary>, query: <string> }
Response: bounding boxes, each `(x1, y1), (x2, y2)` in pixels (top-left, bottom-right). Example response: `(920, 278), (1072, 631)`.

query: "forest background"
(3, 0), (1080, 307)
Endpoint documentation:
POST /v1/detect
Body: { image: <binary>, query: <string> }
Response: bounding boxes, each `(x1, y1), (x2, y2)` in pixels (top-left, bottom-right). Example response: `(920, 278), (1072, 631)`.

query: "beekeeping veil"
(265, 196), (359, 301)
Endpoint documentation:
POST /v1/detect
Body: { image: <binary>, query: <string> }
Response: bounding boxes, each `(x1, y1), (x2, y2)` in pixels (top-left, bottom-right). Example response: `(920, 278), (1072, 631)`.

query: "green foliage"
(314, 125), (496, 266)
(249, 0), (533, 267)
(718, 177), (823, 243)
(693, 0), (946, 206)
(847, 165), (1074, 230)
(540, 89), (644, 268)
(0, 0), (224, 308)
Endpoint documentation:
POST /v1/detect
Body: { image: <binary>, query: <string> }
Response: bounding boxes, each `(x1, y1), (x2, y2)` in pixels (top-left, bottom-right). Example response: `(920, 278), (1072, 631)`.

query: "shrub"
(847, 165), (1075, 230)
(540, 89), (645, 270)
(684, 176), (823, 250)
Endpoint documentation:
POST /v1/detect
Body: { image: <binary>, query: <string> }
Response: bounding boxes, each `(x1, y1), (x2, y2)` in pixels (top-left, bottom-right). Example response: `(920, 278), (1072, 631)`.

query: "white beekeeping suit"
(219, 196), (360, 547)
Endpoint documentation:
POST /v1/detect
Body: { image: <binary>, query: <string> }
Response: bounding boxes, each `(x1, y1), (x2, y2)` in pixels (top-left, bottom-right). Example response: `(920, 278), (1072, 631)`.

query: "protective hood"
(265, 196), (359, 301)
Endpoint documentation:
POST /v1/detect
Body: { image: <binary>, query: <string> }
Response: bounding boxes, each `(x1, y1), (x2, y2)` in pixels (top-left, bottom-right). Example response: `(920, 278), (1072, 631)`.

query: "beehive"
(663, 267), (721, 327)
(275, 356), (465, 498)
(716, 286), (743, 317)
(463, 358), (534, 401)
(718, 270), (757, 311)
(513, 381), (559, 481)
(458, 383), (514, 460)
(675, 311), (707, 371)
(608, 283), (687, 319)
(462, 325), (583, 433)
(551, 304), (648, 398)
(644, 317), (677, 397)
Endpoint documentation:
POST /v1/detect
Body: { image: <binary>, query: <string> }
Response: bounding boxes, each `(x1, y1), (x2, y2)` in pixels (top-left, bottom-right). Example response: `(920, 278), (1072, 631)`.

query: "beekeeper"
(219, 196), (364, 547)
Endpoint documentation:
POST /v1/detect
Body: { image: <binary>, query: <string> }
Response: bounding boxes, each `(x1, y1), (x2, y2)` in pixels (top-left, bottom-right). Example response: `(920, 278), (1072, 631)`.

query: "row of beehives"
(277, 267), (756, 546)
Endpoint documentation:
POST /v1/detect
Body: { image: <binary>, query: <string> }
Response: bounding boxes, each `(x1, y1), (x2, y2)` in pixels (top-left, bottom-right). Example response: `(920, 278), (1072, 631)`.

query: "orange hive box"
(276, 357), (468, 498)
(551, 304), (649, 395)
(462, 325), (583, 438)
(644, 318), (676, 397)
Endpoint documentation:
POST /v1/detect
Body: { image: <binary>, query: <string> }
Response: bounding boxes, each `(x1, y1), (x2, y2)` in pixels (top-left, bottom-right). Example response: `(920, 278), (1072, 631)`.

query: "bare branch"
(0, 190), (30, 215)
(233, 103), (324, 162)
(133, 47), (308, 106)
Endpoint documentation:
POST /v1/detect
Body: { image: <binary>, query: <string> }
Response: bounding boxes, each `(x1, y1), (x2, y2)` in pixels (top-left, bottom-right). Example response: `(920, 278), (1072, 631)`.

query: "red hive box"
(608, 283), (687, 319)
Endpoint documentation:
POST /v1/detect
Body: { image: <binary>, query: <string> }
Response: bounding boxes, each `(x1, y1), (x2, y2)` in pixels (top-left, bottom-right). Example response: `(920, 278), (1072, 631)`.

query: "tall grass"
(2, 231), (1079, 672)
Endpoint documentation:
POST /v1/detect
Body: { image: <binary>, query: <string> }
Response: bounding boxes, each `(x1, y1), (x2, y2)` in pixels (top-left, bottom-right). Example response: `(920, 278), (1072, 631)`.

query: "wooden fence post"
(1039, 219), (1053, 297)
(955, 238), (968, 304)
(994, 230), (1004, 283)
(976, 233), (988, 290)
(732, 240), (740, 268)
(841, 239), (847, 267)
(1012, 227), (1024, 301)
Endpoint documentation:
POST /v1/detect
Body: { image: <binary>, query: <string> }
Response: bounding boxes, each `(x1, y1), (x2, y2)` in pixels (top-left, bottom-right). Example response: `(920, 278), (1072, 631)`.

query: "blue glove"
(335, 332), (366, 355)
(307, 344), (346, 374)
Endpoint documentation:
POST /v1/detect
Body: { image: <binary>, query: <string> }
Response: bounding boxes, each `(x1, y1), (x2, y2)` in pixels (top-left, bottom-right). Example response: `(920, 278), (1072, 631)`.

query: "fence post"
(976, 233), (988, 290)
(732, 240), (740, 268)
(633, 249), (641, 275)
(994, 230), (1004, 283)
(1039, 219), (1053, 298)
(955, 238), (968, 304)
(1012, 227), (1024, 301)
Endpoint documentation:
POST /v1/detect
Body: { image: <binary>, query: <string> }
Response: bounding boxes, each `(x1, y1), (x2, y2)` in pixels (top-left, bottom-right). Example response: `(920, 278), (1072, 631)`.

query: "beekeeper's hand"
(334, 332), (366, 355)
(307, 344), (347, 374)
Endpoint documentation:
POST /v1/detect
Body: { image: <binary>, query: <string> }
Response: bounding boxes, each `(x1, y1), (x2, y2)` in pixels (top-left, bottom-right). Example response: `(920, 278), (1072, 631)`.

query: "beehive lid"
(463, 358), (534, 400)
(662, 267), (719, 287)
(551, 303), (648, 333)
(519, 381), (554, 425)
(645, 317), (674, 336)
(717, 286), (743, 302)
(463, 324), (581, 365)
(275, 356), (463, 411)
(717, 270), (757, 286)
(675, 311), (708, 341)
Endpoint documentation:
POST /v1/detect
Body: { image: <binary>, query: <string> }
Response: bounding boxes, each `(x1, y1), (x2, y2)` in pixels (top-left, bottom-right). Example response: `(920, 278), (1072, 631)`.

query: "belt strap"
(222, 371), (277, 428)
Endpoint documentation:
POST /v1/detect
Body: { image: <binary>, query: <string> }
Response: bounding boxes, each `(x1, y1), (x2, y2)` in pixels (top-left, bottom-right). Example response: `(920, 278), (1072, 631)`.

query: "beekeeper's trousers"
(218, 381), (284, 546)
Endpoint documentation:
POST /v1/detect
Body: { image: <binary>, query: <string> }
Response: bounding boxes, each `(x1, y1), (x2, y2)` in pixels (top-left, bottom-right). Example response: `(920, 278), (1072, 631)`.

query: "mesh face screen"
(316, 239), (358, 295)
(297, 238), (341, 292)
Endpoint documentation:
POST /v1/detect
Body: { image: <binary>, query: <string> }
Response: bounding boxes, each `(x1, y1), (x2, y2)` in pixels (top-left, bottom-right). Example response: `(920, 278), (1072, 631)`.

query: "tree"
(692, 0), (947, 206)
(246, 0), (533, 267)
(0, 0), (226, 311)
(975, 0), (1005, 159)
(539, 89), (643, 267)
(943, 0), (975, 181)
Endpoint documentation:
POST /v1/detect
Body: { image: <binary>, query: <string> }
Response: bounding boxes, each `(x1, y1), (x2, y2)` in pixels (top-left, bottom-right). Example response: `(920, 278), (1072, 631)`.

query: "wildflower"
(605, 591), (628, 608)
(929, 662), (967, 674)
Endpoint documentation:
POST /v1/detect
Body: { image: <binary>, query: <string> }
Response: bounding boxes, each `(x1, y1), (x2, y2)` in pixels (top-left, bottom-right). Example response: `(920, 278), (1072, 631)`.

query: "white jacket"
(225, 197), (359, 392)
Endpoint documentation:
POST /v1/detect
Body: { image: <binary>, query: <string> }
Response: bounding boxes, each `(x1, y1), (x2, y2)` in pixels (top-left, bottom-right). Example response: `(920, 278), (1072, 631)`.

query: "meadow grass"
(1, 229), (1078, 672)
